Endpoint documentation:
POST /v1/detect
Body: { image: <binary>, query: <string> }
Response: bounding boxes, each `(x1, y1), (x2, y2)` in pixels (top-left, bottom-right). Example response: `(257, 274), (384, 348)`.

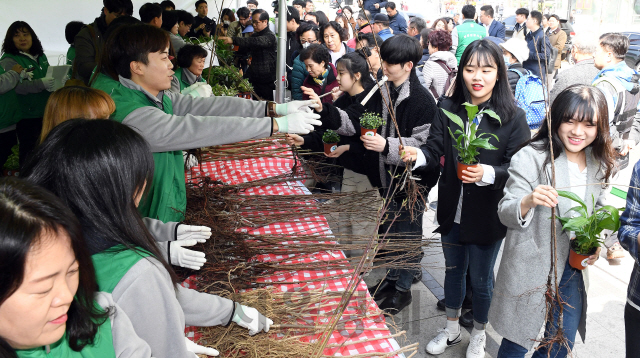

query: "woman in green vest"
(170, 44), (208, 94)
(0, 62), (24, 170)
(0, 21), (56, 168)
(0, 178), (154, 358)
(23, 119), (271, 358)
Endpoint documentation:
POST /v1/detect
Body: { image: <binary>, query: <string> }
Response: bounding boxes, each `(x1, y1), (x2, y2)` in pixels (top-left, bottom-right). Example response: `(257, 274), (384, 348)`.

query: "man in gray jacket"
(549, 35), (600, 103)
(73, 0), (133, 85)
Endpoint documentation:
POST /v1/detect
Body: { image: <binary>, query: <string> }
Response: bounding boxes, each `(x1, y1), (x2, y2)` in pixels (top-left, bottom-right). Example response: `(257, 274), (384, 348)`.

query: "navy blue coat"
(522, 27), (552, 80)
(363, 0), (388, 15)
(487, 20), (506, 39)
(388, 13), (407, 34)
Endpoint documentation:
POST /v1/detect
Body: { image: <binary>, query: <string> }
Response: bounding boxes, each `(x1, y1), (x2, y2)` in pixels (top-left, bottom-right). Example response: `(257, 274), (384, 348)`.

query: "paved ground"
(362, 147), (639, 358)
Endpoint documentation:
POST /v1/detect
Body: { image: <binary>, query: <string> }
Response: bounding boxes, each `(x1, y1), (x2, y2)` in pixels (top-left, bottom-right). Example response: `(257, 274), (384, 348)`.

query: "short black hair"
(287, 5), (300, 23)
(357, 32), (383, 49)
(600, 32), (629, 59)
(420, 28), (432, 49)
(297, 21), (319, 38)
(480, 5), (494, 18)
(515, 8), (529, 17)
(409, 17), (427, 33)
(549, 14), (560, 22)
(2, 21), (44, 56)
(177, 9), (194, 25)
(380, 34), (421, 66)
(252, 9), (269, 21)
(529, 10), (542, 26)
(103, 0), (134, 15)
(247, 0), (259, 5)
(139, 2), (163, 23)
(293, 0), (306, 7)
(314, 11), (330, 26)
(461, 5), (475, 19)
(385, 1), (396, 10)
(195, 0), (207, 8)
(65, 21), (85, 45)
(177, 44), (208, 68)
(160, 0), (175, 10)
(160, 10), (178, 32)
(299, 43), (331, 66)
(237, 7), (251, 19)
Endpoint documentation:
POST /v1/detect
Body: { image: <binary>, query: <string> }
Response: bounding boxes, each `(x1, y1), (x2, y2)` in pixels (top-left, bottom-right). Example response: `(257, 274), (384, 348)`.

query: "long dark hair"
(1, 21), (44, 56)
(0, 178), (108, 356)
(529, 84), (616, 182)
(450, 38), (518, 123)
(21, 119), (179, 286)
(336, 51), (374, 89)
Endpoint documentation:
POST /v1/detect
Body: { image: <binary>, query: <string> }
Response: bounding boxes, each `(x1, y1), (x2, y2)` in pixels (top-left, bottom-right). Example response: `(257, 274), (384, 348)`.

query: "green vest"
(455, 20), (487, 64)
(66, 46), (76, 65)
(174, 68), (206, 92)
(92, 245), (152, 293)
(16, 316), (115, 358)
(0, 66), (21, 130)
(92, 75), (185, 222)
(0, 53), (51, 118)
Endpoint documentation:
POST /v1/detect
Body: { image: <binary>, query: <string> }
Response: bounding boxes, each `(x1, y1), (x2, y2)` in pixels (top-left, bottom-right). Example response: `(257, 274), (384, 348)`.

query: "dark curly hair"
(1, 21), (44, 57)
(428, 30), (452, 51)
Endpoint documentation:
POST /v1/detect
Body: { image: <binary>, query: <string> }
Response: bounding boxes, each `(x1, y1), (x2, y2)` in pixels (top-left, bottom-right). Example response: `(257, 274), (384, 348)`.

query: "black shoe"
(459, 309), (474, 328)
(378, 290), (412, 315)
(368, 280), (397, 302)
(412, 270), (423, 284)
(436, 297), (472, 311)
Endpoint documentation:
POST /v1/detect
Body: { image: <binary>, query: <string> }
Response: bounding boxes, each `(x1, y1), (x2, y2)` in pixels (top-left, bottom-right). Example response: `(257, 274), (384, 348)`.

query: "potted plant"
(556, 190), (623, 270)
(359, 112), (385, 137)
(236, 79), (254, 99)
(322, 130), (341, 155)
(443, 102), (501, 181)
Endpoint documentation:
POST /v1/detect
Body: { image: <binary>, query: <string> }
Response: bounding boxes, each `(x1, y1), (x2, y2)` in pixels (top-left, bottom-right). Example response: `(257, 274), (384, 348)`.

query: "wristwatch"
(266, 101), (277, 118)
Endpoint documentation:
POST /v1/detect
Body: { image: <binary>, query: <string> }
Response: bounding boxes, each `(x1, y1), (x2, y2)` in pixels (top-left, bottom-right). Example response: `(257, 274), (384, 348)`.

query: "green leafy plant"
(237, 78), (254, 93)
(443, 102), (501, 165)
(2, 144), (18, 171)
(211, 83), (238, 97)
(359, 112), (385, 130)
(556, 190), (623, 255)
(322, 130), (340, 143)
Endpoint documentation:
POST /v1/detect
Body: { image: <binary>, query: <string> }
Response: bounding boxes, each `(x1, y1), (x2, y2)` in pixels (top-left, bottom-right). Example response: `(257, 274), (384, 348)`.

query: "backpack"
(510, 68), (546, 130)
(429, 60), (457, 103)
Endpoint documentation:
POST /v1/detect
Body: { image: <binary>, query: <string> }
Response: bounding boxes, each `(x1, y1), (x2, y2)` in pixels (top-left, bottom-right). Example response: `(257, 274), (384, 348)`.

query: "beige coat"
(489, 145), (606, 350)
(547, 27), (567, 70)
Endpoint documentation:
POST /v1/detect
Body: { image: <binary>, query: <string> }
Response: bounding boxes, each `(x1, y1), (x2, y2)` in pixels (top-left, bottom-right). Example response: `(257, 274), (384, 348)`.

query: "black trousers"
(16, 117), (43, 169)
(0, 129), (18, 170)
(625, 303), (640, 358)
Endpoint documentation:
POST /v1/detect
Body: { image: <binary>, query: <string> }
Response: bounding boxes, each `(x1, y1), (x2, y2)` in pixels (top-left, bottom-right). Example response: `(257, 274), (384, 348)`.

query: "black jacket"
(419, 98), (530, 245)
(523, 27), (551, 79)
(188, 15), (215, 38)
(506, 63), (526, 95)
(233, 27), (277, 85)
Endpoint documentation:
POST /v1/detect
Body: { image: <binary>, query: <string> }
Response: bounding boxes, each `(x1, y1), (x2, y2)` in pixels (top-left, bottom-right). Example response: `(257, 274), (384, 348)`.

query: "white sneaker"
(425, 328), (461, 355)
(466, 332), (486, 358)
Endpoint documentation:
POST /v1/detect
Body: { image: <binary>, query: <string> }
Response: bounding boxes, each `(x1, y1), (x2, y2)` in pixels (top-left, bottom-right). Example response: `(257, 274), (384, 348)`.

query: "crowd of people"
(1, 1), (640, 358)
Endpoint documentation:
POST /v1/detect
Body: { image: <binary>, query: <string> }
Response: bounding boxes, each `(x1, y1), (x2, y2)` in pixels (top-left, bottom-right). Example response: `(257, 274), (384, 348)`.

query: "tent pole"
(274, 0), (288, 103)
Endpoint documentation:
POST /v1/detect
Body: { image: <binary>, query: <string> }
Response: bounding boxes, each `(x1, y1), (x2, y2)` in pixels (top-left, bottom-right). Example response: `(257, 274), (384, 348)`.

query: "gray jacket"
(0, 56), (47, 95)
(112, 257), (234, 358)
(549, 58), (600, 104)
(143, 217), (179, 263)
(118, 77), (272, 153)
(490, 145), (604, 350)
(170, 32), (187, 56)
(0, 67), (20, 94)
(95, 292), (154, 357)
(421, 51), (457, 99)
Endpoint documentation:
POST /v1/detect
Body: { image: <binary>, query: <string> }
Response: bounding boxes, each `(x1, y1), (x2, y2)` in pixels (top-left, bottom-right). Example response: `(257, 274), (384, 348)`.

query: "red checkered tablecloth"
(184, 143), (407, 357)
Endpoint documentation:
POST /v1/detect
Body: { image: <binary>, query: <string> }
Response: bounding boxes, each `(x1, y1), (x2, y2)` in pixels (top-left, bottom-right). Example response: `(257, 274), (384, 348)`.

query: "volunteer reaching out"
(91, 23), (320, 223)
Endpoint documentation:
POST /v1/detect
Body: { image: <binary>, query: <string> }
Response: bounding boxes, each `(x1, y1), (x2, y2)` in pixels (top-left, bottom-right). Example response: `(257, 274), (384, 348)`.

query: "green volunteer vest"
(92, 245), (153, 293)
(16, 315), (115, 358)
(66, 46), (76, 65)
(92, 74), (185, 222)
(0, 66), (22, 130)
(455, 20), (487, 64)
(0, 53), (51, 118)
(174, 67), (206, 92)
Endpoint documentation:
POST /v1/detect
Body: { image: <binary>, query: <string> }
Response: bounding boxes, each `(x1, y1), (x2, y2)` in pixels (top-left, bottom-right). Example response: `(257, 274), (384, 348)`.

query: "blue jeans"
(497, 260), (584, 358)
(441, 223), (502, 325)
(384, 199), (424, 292)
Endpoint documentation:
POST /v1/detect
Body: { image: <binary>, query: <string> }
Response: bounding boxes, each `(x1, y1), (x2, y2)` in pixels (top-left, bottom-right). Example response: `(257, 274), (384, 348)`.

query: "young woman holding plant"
(22, 119), (271, 358)
(488, 85), (615, 358)
(401, 38), (530, 357)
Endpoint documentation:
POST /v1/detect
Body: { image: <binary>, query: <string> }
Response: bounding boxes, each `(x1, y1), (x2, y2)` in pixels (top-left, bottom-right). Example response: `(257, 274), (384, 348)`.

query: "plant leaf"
(442, 109), (465, 131)
(480, 109), (502, 125)
(557, 190), (588, 213)
(561, 216), (590, 232)
(566, 205), (588, 217)
(462, 102), (479, 121)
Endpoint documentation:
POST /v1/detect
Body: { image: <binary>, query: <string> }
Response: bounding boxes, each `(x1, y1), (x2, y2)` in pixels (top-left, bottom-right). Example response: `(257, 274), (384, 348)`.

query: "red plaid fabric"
(183, 143), (406, 357)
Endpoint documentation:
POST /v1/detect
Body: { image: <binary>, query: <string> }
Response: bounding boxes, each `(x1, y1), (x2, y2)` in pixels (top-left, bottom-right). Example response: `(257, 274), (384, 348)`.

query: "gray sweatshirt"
(118, 77), (273, 152)
(94, 292), (154, 358)
(0, 55), (46, 95)
(111, 256), (234, 358)
(0, 67), (20, 94)
(142, 218), (179, 263)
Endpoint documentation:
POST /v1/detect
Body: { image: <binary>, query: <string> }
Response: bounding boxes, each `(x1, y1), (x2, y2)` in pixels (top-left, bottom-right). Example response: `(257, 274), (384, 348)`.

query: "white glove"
(169, 239), (207, 270)
(232, 303), (273, 336)
(275, 100), (319, 115)
(176, 224), (211, 241)
(20, 70), (33, 81)
(183, 151), (199, 169)
(274, 112), (322, 135)
(184, 337), (219, 357)
(183, 82), (213, 98)
(41, 77), (56, 92)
